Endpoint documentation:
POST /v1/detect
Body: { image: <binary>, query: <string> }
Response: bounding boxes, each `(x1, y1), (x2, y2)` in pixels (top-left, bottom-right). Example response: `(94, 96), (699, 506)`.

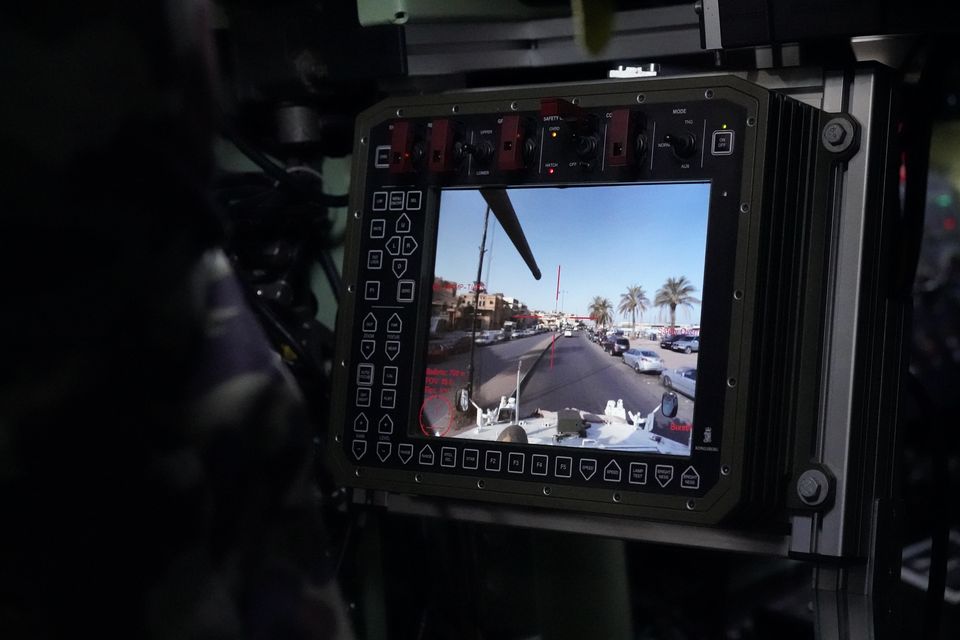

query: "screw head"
(798, 475), (821, 500)
(824, 123), (847, 146)
(796, 469), (829, 506)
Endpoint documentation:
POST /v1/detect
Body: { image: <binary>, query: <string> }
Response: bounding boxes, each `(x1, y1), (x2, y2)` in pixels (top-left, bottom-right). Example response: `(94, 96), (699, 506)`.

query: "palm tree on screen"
(588, 296), (614, 328)
(654, 277), (700, 328)
(618, 285), (649, 335)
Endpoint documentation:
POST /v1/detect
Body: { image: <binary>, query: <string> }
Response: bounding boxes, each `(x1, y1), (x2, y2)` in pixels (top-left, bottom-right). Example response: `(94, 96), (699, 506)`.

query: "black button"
(351, 440), (367, 460)
(382, 366), (398, 386)
(484, 450), (502, 471)
(579, 458), (597, 481)
(397, 280), (415, 303)
(406, 191), (422, 210)
(463, 449), (479, 470)
(531, 454), (548, 476)
(419, 445), (435, 465)
(385, 341), (400, 361)
(387, 313), (403, 334)
(441, 447), (457, 468)
(386, 236), (402, 256)
(711, 130), (734, 156)
(629, 462), (648, 485)
(356, 363), (374, 385)
(380, 388), (396, 409)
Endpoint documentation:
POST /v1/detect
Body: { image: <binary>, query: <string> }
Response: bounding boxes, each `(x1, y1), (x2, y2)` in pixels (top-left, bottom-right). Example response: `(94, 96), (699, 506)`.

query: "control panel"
(330, 76), (778, 525)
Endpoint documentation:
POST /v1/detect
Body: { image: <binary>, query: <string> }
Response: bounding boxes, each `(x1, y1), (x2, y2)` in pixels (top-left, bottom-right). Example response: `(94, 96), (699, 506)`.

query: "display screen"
(419, 183), (710, 456)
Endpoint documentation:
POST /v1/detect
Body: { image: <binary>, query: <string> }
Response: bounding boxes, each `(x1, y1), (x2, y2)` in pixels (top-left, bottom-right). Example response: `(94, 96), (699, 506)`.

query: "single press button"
(441, 447), (457, 468)
(406, 190), (422, 210)
(711, 130), (734, 156)
(531, 454), (548, 476)
(462, 449), (479, 470)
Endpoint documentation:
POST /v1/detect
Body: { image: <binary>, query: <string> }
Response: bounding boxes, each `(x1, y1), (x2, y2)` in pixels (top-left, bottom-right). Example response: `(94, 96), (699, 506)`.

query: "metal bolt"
(824, 122), (847, 146)
(796, 469), (829, 506)
(798, 476), (820, 500)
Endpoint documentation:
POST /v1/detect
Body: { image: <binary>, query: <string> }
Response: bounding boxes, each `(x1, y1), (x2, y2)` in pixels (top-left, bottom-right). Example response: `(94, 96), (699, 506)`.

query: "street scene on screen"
(419, 184), (710, 456)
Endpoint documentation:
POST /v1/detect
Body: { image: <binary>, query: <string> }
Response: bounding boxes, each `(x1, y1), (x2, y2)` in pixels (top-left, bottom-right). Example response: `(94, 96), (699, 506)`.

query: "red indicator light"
(945, 216), (957, 232)
(548, 167), (555, 174)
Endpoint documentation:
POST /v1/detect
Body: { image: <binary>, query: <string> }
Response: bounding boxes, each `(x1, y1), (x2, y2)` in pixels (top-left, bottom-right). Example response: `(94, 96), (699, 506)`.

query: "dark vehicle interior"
(4, 1), (960, 639)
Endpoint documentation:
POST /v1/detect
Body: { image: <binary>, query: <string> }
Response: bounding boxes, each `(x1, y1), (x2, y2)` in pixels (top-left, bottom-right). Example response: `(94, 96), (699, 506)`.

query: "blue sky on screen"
(433, 183), (711, 324)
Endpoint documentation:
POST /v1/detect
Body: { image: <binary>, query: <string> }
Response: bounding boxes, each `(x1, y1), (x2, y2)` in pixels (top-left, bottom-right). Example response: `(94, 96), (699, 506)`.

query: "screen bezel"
(328, 77), (769, 525)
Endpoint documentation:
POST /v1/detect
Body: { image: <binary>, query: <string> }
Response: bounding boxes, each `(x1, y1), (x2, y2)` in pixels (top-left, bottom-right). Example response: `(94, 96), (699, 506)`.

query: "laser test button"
(629, 462), (648, 485)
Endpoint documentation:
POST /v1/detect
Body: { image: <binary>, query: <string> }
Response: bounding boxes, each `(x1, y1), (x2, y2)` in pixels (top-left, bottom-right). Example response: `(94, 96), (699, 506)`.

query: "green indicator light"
(935, 193), (953, 208)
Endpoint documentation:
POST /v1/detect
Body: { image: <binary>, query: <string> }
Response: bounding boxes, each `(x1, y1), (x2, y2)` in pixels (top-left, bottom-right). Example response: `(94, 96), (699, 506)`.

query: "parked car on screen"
(660, 334), (689, 349)
(671, 336), (700, 353)
(603, 336), (630, 356)
(564, 329), (574, 337)
(661, 366), (697, 398)
(474, 331), (500, 346)
(622, 348), (665, 373)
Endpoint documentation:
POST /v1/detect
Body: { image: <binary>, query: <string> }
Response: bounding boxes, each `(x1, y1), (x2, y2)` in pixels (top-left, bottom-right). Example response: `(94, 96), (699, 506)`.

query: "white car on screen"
(563, 329), (574, 337)
(622, 348), (664, 373)
(661, 367), (697, 399)
(671, 336), (700, 353)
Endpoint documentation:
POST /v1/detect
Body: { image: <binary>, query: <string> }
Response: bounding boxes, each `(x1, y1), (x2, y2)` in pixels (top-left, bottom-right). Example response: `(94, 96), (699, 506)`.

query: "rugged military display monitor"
(327, 72), (902, 531)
